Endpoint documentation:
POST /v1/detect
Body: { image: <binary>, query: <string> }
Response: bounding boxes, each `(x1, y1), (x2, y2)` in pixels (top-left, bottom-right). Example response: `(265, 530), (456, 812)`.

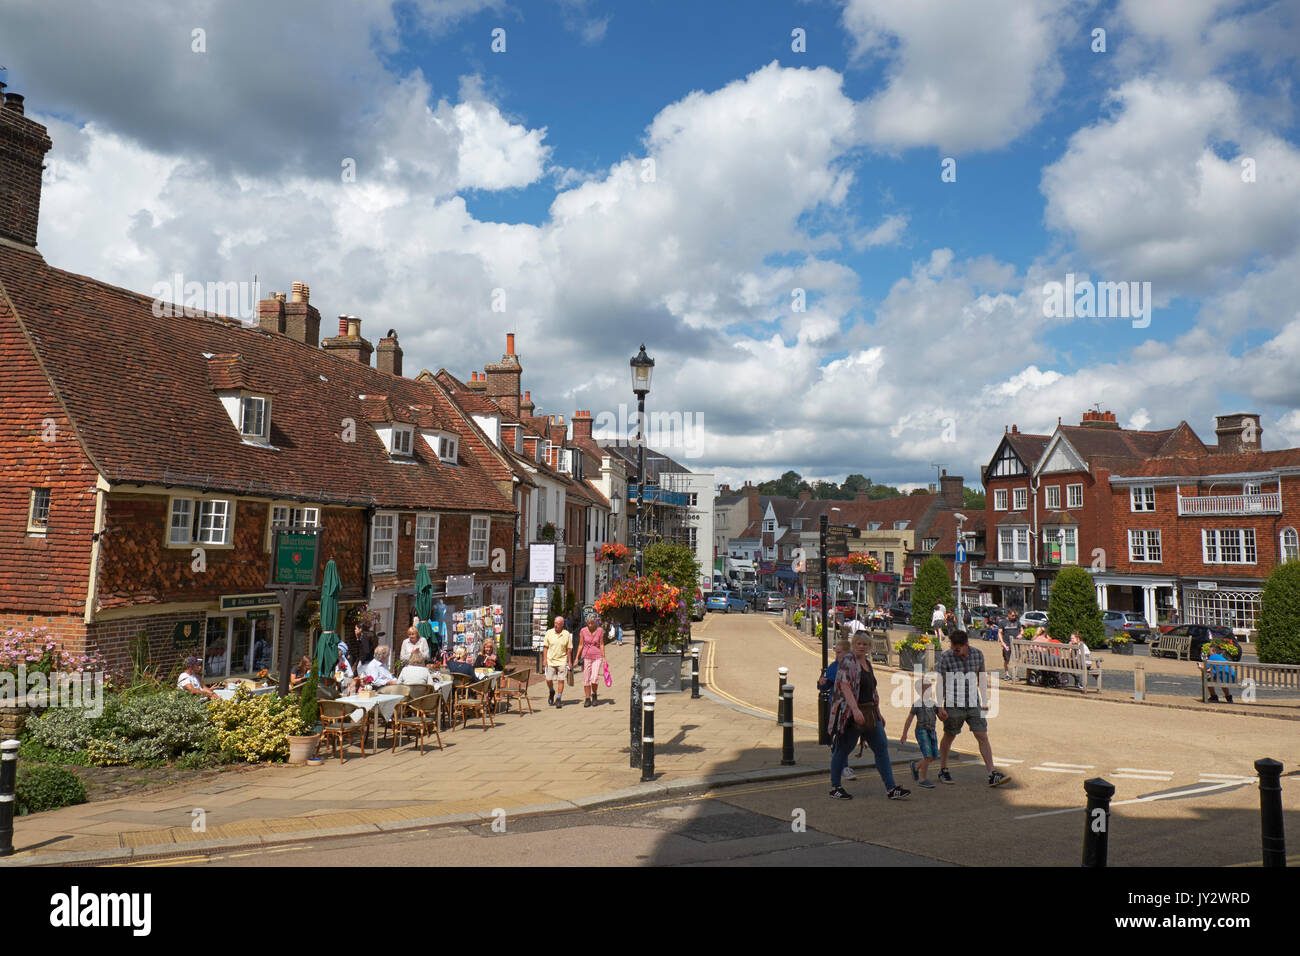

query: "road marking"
(1199, 772), (1254, 780)
(1014, 780), (1244, 819)
(997, 758), (1024, 764)
(1040, 762), (1094, 769)
(1030, 766), (1086, 774)
(1112, 770), (1175, 780)
(768, 620), (821, 659)
(1112, 773), (1175, 781)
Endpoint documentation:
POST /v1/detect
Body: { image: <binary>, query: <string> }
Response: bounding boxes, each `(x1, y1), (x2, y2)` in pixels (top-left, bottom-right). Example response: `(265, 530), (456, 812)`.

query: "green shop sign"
(274, 531), (320, 586)
(172, 620), (202, 649)
(221, 594), (277, 611)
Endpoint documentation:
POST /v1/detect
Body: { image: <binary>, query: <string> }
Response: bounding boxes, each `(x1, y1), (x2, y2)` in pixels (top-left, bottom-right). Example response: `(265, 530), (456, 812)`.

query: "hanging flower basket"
(595, 574), (682, 631)
(595, 542), (630, 564)
(829, 554), (882, 574)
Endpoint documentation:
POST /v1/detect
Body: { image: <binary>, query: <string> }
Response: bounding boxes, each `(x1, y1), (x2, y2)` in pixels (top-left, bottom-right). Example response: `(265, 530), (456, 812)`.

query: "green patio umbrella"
(415, 563), (436, 650)
(314, 559), (341, 677)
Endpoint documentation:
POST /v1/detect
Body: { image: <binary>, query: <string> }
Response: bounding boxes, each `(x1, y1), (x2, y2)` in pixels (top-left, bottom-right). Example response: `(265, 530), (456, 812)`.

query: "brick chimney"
(376, 329), (403, 377)
(0, 85), (53, 249)
(745, 482), (760, 522)
(520, 390), (535, 416)
(940, 471), (964, 508)
(572, 409), (593, 442)
(321, 315), (374, 365)
(855, 491), (870, 503)
(1079, 409), (1120, 429)
(256, 293), (285, 334)
(484, 333), (523, 417)
(282, 281), (321, 347)
(466, 371), (488, 393)
(1215, 413), (1262, 454)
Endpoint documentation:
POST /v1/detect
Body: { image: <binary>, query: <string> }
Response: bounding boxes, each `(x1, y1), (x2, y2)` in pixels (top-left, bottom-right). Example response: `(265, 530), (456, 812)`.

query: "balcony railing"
(1177, 492), (1281, 517)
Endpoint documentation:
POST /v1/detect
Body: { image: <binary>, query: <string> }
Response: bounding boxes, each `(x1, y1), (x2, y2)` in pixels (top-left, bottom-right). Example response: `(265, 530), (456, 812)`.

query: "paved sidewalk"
(5, 639), (870, 865)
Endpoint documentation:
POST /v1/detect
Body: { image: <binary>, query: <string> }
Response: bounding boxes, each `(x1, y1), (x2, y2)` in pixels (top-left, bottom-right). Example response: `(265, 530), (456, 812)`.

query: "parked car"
(888, 600), (912, 622)
(1021, 610), (1049, 629)
(706, 592), (729, 613)
(691, 589), (706, 621)
(706, 590), (749, 614)
(1101, 610), (1152, 643)
(1151, 624), (1241, 661)
(763, 592), (786, 612)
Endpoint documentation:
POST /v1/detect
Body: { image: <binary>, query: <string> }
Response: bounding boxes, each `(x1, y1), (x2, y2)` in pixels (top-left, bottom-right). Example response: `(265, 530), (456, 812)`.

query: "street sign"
(824, 537), (849, 558)
(956, 541), (967, 564)
(826, 524), (861, 538)
(273, 531), (320, 586)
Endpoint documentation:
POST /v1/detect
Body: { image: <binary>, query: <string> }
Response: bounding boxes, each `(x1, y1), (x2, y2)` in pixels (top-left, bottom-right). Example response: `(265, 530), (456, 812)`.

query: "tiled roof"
(1005, 432), (1051, 464)
(1, 244), (512, 513)
(1118, 448), (1300, 478)
(924, 511), (987, 555)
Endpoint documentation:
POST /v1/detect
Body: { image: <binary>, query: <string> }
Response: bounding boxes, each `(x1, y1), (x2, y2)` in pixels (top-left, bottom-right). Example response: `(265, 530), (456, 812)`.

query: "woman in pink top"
(578, 612), (607, 708)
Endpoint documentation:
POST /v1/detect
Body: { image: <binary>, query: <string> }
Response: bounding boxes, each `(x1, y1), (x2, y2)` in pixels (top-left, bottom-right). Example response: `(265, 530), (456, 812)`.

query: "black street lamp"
(629, 343), (654, 769)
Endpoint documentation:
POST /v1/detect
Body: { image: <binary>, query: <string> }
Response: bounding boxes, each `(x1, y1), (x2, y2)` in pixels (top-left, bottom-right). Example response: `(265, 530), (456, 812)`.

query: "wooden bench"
(1152, 633), (1193, 660)
(870, 634), (889, 663)
(1010, 639), (1102, 694)
(1200, 660), (1300, 702)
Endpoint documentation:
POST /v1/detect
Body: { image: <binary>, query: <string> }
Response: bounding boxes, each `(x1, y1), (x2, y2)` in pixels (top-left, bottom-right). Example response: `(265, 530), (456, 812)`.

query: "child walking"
(901, 675), (939, 789)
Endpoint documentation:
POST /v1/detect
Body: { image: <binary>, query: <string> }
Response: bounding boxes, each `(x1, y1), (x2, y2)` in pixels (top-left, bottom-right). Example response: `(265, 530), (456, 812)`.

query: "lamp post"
(629, 344), (654, 769)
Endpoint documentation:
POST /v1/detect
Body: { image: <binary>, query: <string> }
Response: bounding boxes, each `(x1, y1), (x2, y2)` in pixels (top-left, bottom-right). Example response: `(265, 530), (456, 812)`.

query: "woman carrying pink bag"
(578, 612), (607, 708)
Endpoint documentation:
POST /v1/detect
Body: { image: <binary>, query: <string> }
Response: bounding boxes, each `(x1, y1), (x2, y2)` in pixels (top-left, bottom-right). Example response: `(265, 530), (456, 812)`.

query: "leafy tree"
(909, 487), (929, 496)
(1257, 561), (1300, 664)
(868, 483), (903, 500)
(842, 473), (871, 496)
(963, 487), (986, 509)
(910, 556), (953, 629)
(1047, 567), (1106, 648)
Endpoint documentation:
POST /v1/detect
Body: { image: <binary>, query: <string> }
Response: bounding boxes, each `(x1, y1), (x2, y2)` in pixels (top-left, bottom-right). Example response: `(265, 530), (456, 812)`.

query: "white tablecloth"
(336, 692), (406, 722)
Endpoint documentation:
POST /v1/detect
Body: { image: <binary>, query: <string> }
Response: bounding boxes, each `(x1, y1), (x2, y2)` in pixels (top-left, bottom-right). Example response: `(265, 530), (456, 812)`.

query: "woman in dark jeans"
(828, 634), (911, 800)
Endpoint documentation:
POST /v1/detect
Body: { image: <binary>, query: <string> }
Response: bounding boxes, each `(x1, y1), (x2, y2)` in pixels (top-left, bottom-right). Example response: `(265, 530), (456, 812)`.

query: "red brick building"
(0, 93), (516, 675)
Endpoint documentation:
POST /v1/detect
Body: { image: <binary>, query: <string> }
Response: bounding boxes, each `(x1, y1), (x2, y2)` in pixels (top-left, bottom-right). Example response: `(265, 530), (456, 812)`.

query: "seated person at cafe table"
(177, 657), (219, 699)
(397, 650), (433, 686)
(474, 640), (499, 671)
(401, 624), (430, 667)
(289, 655), (313, 691)
(448, 645), (478, 678)
(360, 644), (397, 686)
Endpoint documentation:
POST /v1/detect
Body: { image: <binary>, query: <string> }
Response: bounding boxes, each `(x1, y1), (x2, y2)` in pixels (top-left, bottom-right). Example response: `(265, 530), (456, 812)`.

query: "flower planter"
(287, 733), (322, 765)
(1109, 642), (1133, 656)
(898, 648), (925, 672)
(642, 653), (684, 693)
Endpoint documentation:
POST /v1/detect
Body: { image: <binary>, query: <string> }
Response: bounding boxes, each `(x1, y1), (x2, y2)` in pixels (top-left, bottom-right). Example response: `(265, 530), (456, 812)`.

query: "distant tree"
(842, 474), (871, 497)
(868, 483), (903, 500)
(963, 488), (986, 509)
(1048, 567), (1106, 648)
(910, 488), (929, 496)
(757, 470), (806, 498)
(1257, 561), (1300, 665)
(910, 557), (953, 630)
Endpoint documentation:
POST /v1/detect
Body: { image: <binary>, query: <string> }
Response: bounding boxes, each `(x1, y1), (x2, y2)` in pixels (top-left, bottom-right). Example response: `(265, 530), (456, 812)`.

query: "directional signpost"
(270, 528), (322, 696)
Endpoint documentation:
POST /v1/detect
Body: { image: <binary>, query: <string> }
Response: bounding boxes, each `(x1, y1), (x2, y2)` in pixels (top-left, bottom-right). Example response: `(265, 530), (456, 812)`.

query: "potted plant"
(287, 666), (322, 765)
(1108, 634), (1133, 655)
(539, 522), (557, 541)
(894, 634), (933, 671)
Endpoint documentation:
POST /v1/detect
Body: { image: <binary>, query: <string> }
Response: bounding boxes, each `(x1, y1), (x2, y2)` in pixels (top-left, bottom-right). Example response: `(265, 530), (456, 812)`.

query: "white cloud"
(843, 0), (1071, 152)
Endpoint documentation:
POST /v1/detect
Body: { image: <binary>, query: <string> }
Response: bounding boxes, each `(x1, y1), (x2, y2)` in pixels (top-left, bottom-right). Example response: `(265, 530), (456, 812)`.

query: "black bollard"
(776, 667), (788, 723)
(0, 738), (18, 857)
(780, 684), (795, 766)
(691, 647), (700, 699)
(640, 696), (656, 783)
(1255, 758), (1286, 867)
(1082, 777), (1116, 867)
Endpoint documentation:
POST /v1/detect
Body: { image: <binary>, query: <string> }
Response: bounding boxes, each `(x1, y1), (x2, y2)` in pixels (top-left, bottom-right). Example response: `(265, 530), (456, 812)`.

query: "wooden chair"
(319, 700), (368, 763)
(391, 693), (445, 754)
(496, 668), (533, 715)
(450, 672), (476, 703)
(452, 679), (496, 730)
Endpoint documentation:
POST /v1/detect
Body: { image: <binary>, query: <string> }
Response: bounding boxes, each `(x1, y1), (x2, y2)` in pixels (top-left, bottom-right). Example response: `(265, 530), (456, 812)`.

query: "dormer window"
(240, 396), (269, 440)
(391, 425), (414, 457)
(437, 434), (458, 463)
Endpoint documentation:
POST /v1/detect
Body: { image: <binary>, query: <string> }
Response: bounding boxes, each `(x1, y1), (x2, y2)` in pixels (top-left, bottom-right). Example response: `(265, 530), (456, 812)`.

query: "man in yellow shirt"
(543, 615), (574, 708)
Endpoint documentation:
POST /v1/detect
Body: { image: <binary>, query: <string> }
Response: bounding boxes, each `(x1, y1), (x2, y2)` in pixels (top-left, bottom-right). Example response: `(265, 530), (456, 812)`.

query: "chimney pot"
(347, 317), (361, 338)
(338, 316), (349, 336)
(506, 333), (516, 355)
(4, 93), (25, 115)
(290, 281), (309, 303)
(273, 292), (286, 303)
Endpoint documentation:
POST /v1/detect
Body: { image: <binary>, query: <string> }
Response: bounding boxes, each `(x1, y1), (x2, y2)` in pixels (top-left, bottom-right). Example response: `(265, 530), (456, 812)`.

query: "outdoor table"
(474, 669), (503, 690)
(335, 692), (405, 749)
(213, 684), (278, 701)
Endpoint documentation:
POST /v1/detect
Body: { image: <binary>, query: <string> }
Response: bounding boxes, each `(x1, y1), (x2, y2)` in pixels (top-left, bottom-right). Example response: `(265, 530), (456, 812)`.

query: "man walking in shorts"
(542, 615), (573, 708)
(935, 630), (1010, 787)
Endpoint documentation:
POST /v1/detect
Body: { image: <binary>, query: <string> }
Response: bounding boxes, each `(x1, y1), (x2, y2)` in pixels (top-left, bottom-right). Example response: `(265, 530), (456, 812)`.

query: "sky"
(5, 0), (1300, 491)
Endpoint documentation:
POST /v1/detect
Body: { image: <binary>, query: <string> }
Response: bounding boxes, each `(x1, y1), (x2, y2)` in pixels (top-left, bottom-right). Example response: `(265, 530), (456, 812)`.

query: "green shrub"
(1047, 566), (1107, 648)
(25, 707), (98, 754)
(113, 692), (216, 758)
(1257, 561), (1300, 665)
(17, 737), (89, 766)
(15, 764), (87, 815)
(210, 689), (307, 762)
(910, 556), (953, 630)
(298, 669), (320, 731)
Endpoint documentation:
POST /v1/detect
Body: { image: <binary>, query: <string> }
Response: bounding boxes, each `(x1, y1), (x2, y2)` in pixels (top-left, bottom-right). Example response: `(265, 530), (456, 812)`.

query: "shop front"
(1179, 578), (1263, 636)
(975, 568), (1033, 612)
(1092, 573), (1179, 627)
(204, 593), (280, 682)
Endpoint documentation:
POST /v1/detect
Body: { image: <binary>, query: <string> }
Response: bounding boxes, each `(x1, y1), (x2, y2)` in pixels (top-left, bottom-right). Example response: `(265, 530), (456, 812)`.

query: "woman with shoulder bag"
(828, 634), (910, 801)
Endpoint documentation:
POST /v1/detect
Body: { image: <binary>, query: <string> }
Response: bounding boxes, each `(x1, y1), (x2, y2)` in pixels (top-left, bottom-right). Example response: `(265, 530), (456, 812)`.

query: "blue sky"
(6, 0), (1300, 488)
